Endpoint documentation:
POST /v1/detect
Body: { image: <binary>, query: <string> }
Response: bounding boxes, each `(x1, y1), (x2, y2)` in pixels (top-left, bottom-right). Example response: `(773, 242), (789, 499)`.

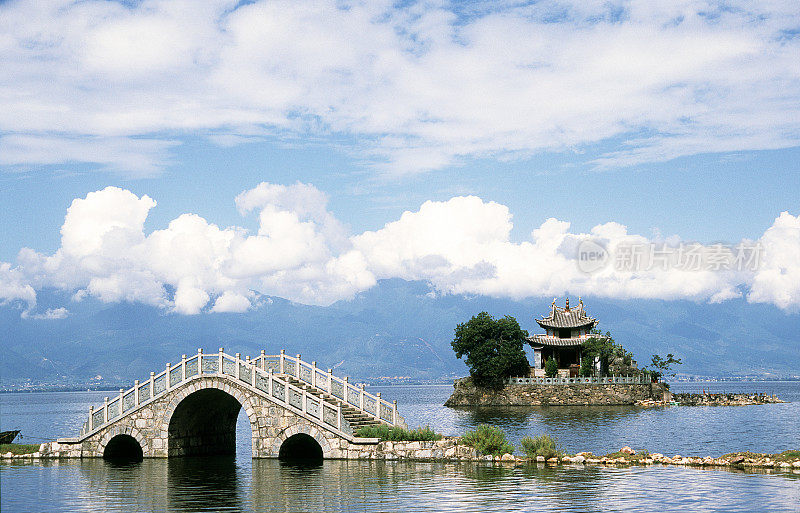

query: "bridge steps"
(281, 376), (385, 430)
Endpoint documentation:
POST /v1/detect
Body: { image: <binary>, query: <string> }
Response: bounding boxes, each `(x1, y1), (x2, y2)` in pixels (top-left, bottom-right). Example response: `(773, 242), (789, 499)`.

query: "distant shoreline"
(2, 378), (798, 394)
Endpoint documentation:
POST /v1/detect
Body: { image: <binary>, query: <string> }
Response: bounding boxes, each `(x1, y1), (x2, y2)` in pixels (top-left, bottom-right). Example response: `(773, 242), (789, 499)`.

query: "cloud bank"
(1, 0), (799, 174)
(1, 183), (798, 316)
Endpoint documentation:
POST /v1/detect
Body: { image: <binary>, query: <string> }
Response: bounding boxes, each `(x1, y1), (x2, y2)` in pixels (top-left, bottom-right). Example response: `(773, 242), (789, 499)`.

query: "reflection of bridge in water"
(55, 349), (406, 461)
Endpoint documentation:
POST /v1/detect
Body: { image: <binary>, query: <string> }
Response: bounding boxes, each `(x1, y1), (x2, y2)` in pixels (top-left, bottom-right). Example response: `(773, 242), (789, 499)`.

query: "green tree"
(646, 354), (682, 382)
(581, 330), (616, 376)
(452, 312), (530, 389)
(544, 356), (558, 378)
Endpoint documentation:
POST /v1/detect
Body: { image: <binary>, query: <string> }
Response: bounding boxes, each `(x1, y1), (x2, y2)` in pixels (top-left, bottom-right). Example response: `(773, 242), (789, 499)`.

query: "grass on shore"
(722, 450), (800, 463)
(1, 443), (40, 455)
(354, 425), (443, 441)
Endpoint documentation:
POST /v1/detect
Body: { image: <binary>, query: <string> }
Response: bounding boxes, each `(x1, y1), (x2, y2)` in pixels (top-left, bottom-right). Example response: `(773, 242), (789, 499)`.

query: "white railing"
(250, 350), (402, 426)
(506, 374), (651, 385)
(77, 348), (377, 440)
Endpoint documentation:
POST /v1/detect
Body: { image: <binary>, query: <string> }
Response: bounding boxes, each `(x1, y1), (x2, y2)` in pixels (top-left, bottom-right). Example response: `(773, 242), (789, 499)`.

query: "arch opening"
(103, 434), (143, 462)
(168, 388), (244, 457)
(279, 433), (323, 462)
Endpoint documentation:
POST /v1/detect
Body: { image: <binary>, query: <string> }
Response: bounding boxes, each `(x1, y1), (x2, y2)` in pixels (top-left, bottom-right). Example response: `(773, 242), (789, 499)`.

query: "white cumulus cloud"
(1, 183), (799, 316)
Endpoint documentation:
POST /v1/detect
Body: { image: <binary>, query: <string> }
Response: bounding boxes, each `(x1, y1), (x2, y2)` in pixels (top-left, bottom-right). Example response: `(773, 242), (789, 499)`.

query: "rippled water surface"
(2, 382), (799, 512)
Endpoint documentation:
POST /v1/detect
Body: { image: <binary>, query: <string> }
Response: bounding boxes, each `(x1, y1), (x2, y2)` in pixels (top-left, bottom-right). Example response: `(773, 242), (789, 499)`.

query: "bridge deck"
(64, 349), (405, 444)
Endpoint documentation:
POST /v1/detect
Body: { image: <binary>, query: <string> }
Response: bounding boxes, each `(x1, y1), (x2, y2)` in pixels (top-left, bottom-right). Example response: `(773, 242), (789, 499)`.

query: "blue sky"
(1, 0), (799, 317)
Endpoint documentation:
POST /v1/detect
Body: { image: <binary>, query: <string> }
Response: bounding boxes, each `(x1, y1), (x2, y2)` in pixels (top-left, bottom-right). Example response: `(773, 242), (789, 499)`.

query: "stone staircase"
(282, 375), (384, 431)
(250, 351), (406, 430)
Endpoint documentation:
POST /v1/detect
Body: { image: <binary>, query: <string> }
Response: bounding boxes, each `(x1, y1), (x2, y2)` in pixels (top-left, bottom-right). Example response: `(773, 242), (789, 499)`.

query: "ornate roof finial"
(565, 297), (570, 311)
(579, 296), (583, 307)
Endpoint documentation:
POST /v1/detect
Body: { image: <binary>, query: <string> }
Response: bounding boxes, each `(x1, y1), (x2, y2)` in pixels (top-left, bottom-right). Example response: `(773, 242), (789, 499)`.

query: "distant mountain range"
(2, 279), (799, 387)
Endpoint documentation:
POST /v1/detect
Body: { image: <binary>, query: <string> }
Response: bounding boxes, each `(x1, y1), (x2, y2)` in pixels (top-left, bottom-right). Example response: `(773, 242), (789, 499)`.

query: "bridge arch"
(160, 380), (260, 457)
(271, 422), (332, 460)
(98, 426), (148, 461)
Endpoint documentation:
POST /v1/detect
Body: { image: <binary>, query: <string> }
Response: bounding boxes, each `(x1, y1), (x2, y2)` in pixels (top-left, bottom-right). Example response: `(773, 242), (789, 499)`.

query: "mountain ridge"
(2, 279), (799, 386)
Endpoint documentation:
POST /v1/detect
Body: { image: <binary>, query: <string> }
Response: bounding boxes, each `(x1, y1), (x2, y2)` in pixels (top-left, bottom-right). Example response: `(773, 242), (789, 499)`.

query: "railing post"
(268, 368), (273, 396)
(103, 397), (109, 424)
(198, 348), (203, 374)
(302, 389), (307, 414)
(376, 392), (381, 420)
(336, 402), (341, 431)
(393, 400), (397, 425)
(250, 357), (257, 388)
(118, 389), (124, 412)
(311, 361), (316, 387)
(296, 354), (301, 377)
(181, 355), (187, 382)
(134, 380), (140, 406)
(260, 350), (266, 371)
(235, 353), (241, 379)
(344, 376), (349, 404)
(280, 349), (285, 373)
(165, 363), (171, 389)
(89, 406), (94, 430)
(359, 384), (365, 410)
(149, 372), (155, 398)
(218, 348), (224, 375)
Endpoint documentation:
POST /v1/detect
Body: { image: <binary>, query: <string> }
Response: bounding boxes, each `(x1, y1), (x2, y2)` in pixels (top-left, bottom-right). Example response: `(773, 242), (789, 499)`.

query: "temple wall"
(444, 377), (668, 407)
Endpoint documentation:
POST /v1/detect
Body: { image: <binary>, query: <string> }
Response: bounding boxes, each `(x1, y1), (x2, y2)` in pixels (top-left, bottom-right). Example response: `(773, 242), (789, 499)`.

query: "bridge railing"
(250, 350), (402, 426)
(78, 349), (354, 439)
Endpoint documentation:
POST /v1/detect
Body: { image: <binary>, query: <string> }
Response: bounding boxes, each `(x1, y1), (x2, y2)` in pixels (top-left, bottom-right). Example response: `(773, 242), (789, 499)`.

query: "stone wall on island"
(444, 377), (669, 407)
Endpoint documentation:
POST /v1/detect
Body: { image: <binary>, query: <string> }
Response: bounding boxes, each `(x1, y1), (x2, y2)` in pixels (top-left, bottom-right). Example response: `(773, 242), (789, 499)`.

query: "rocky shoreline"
(445, 377), (784, 407)
(4, 440), (799, 473)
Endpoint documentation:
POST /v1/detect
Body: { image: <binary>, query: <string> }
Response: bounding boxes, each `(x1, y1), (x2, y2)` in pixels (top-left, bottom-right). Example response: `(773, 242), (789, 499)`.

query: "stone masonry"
(444, 377), (669, 406)
(40, 375), (378, 459)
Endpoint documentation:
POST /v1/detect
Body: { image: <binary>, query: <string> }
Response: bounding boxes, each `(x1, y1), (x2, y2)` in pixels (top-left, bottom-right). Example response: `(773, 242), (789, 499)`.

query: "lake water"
(2, 382), (799, 512)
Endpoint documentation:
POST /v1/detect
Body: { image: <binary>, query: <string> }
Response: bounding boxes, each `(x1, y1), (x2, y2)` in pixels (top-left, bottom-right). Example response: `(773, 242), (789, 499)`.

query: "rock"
(501, 453), (515, 461)
(620, 446), (635, 455)
(536, 456), (545, 462)
(547, 457), (558, 463)
(730, 456), (745, 464)
(572, 455), (586, 464)
(792, 461), (800, 468)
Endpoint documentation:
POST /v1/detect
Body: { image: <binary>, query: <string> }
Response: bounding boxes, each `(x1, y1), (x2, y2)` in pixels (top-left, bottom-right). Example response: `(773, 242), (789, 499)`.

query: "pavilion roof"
(528, 335), (586, 347)
(535, 297), (598, 330)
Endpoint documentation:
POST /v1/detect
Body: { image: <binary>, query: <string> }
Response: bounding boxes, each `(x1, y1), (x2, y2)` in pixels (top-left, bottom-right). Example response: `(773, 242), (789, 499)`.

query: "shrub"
(544, 357), (558, 378)
(580, 356), (594, 377)
(354, 425), (442, 441)
(520, 434), (559, 460)
(461, 424), (514, 456)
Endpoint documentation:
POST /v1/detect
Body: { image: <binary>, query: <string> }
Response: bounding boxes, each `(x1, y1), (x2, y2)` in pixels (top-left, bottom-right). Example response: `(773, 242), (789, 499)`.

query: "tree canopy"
(647, 353), (683, 381)
(452, 312), (530, 389)
(580, 329), (633, 376)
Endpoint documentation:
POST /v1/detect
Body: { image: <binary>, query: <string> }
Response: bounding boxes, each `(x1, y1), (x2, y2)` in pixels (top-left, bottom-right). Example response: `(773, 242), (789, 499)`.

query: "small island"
(445, 298), (782, 407)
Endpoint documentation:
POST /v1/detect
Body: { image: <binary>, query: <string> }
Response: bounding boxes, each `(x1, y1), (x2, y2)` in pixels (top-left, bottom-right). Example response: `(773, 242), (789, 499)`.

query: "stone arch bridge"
(53, 349), (406, 460)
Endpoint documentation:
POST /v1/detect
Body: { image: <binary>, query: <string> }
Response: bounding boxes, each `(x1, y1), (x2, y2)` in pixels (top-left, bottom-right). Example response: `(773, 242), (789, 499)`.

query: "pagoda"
(529, 297), (605, 377)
